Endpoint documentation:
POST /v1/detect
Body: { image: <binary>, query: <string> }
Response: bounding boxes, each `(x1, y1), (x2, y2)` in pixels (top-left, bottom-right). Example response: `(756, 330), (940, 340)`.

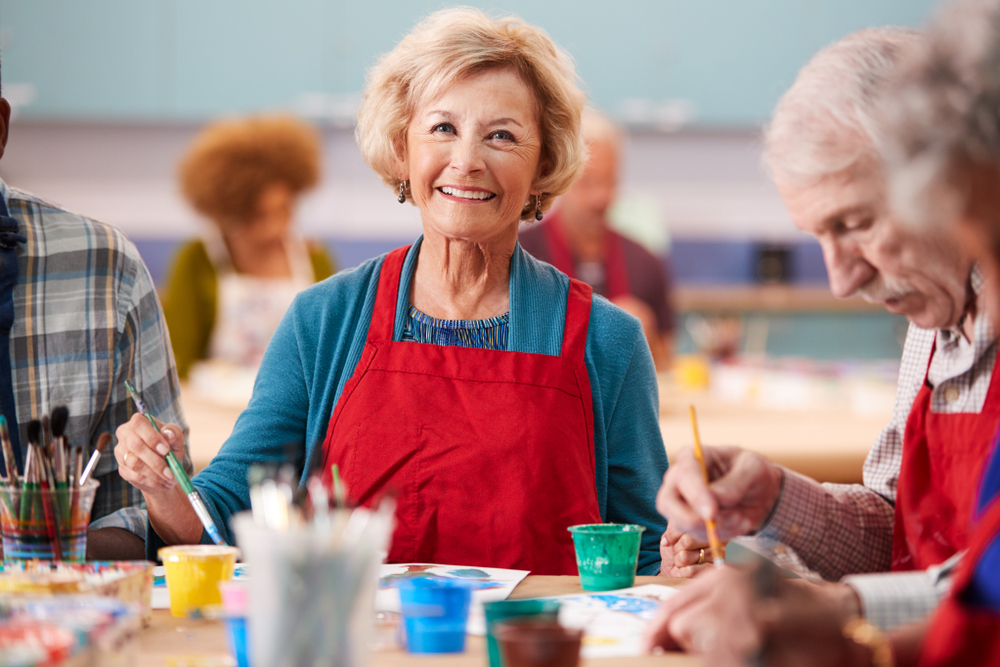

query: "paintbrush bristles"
(50, 406), (68, 438)
(95, 432), (112, 454)
(27, 420), (41, 447)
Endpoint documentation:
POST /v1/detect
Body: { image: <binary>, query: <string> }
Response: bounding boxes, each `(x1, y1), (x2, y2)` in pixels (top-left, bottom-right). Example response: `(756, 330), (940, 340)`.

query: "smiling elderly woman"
(114, 7), (668, 575)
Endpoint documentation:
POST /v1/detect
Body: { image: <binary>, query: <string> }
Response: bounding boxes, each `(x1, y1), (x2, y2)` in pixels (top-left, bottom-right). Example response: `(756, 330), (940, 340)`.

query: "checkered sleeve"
(843, 551), (962, 630)
(89, 234), (190, 524)
(754, 324), (937, 580)
(756, 470), (895, 580)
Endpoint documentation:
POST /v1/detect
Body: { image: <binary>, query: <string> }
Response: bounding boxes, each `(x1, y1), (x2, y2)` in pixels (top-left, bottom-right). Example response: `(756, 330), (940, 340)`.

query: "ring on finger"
(696, 547), (705, 565)
(123, 452), (129, 467)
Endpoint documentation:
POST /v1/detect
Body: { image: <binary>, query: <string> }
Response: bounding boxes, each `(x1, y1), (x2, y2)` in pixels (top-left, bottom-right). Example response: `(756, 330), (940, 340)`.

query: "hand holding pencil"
(655, 408), (784, 547)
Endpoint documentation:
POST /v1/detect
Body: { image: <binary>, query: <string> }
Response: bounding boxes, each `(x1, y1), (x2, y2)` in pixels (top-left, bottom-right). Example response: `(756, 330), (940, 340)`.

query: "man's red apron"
(917, 493), (1000, 666)
(320, 246), (603, 574)
(541, 211), (631, 300)
(892, 343), (1000, 571)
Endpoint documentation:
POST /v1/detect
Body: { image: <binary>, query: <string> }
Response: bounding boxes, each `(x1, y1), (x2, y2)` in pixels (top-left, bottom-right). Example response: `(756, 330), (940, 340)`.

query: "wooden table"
(138, 576), (698, 666)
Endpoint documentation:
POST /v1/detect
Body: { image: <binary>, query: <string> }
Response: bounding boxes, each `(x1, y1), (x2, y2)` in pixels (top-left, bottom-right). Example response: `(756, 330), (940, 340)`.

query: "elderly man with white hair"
(645, 1), (1000, 664)
(646, 23), (1000, 651)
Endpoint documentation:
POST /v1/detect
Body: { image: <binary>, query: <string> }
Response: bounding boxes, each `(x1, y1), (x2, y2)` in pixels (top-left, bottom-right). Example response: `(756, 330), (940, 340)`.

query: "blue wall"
(1, 0), (938, 125)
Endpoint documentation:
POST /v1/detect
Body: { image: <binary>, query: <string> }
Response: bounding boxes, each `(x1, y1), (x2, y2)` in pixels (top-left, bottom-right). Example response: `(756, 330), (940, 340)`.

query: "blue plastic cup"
(224, 617), (250, 667)
(397, 577), (473, 654)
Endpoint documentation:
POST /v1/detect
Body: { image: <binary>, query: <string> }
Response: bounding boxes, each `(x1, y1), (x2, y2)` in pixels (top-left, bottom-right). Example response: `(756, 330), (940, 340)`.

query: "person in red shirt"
(518, 109), (676, 371)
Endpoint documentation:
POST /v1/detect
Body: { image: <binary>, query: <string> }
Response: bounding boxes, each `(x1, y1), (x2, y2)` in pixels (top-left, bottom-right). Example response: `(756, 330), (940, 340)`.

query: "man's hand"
(656, 445), (784, 541)
(643, 564), (865, 667)
(660, 524), (725, 577)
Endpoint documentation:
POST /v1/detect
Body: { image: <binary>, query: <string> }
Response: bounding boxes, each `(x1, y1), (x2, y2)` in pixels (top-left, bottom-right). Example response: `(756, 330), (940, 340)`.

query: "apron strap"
(368, 246), (411, 344)
(0, 195), (25, 474)
(561, 279), (593, 364)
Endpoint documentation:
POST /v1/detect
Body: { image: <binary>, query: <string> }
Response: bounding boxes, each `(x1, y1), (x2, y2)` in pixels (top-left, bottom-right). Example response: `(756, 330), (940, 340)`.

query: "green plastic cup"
(568, 523), (646, 591)
(483, 599), (562, 667)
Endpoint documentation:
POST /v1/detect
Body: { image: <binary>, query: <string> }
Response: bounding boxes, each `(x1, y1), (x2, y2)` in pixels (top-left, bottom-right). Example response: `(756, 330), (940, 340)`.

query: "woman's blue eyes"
(430, 124), (514, 142)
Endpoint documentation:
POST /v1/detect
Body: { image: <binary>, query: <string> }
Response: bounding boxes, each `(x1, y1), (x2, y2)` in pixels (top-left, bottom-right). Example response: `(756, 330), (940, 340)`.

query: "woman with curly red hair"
(163, 114), (336, 381)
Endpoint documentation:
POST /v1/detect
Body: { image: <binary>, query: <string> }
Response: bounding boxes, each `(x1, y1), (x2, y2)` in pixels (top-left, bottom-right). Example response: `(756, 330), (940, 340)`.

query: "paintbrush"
(70, 446), (84, 488)
(78, 432), (111, 487)
(688, 405), (725, 568)
(0, 415), (20, 489)
(36, 437), (64, 561)
(50, 407), (69, 484)
(50, 407), (70, 522)
(124, 380), (228, 546)
(331, 463), (346, 509)
(27, 420), (61, 558)
(20, 441), (35, 523)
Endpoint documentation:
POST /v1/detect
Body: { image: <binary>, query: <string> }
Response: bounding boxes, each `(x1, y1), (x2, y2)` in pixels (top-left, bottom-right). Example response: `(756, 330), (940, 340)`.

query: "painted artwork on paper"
(548, 584), (678, 659)
(376, 563), (529, 615)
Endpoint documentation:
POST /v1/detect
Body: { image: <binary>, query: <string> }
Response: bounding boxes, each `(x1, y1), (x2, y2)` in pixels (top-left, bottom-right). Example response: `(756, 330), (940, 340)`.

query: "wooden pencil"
(688, 405), (725, 567)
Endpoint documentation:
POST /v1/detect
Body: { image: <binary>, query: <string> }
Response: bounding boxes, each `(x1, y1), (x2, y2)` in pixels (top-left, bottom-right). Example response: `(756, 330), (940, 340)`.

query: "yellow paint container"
(159, 545), (240, 618)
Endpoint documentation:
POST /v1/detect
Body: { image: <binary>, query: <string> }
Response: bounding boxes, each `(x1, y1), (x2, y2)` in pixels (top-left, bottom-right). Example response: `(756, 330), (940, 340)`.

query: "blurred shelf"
(676, 285), (885, 313)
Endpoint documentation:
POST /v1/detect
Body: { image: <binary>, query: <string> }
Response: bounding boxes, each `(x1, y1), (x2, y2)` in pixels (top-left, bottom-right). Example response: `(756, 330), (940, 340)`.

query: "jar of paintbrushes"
(232, 463), (395, 667)
(0, 410), (102, 562)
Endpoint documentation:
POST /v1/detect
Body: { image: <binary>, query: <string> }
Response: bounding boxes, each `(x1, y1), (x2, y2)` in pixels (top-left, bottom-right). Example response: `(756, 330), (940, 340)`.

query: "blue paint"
(589, 595), (661, 615)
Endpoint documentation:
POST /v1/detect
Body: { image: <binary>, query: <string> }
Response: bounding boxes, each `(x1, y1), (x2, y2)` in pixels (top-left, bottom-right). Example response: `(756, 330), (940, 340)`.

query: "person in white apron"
(162, 114), (336, 400)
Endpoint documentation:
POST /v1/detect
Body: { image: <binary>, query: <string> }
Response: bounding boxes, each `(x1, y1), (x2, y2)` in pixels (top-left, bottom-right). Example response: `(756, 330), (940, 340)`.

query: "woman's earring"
(534, 195), (544, 221)
(397, 181), (407, 204)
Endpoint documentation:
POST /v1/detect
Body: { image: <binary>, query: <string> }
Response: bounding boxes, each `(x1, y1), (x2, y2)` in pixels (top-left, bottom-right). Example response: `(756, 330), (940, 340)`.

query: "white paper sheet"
(538, 584), (679, 659)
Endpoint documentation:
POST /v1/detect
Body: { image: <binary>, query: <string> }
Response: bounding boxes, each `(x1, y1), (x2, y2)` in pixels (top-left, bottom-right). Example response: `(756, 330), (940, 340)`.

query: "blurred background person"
(163, 114), (336, 397)
(519, 109), (676, 371)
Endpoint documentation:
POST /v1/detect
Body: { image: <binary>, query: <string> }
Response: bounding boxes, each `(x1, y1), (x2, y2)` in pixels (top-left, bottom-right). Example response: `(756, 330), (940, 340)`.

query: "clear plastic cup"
(0, 480), (99, 562)
(567, 523), (646, 591)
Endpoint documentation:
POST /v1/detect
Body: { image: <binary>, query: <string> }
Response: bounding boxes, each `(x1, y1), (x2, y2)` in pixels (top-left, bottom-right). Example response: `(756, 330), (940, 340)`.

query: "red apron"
(892, 344), (1000, 571)
(541, 211), (631, 300)
(320, 245), (603, 574)
(917, 495), (1000, 667)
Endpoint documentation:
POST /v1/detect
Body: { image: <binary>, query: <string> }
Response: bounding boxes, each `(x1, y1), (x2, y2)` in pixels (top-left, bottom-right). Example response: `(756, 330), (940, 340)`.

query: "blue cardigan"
(152, 240), (669, 573)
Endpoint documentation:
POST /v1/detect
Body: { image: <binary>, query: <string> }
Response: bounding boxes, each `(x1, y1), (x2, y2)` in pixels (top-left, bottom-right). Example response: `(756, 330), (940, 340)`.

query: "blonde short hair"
(180, 114), (321, 224)
(356, 7), (587, 220)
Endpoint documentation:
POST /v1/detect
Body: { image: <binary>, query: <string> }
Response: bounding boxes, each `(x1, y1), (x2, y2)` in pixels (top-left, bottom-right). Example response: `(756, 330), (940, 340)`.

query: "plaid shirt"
(2, 179), (189, 525)
(755, 276), (997, 629)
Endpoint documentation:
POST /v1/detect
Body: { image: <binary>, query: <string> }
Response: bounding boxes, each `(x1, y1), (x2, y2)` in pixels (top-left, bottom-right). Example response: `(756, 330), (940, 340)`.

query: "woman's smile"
(437, 185), (497, 201)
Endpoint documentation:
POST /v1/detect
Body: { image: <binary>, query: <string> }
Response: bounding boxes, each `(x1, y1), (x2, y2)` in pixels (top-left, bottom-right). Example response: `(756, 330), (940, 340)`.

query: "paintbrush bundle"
(232, 469), (394, 667)
(0, 409), (103, 562)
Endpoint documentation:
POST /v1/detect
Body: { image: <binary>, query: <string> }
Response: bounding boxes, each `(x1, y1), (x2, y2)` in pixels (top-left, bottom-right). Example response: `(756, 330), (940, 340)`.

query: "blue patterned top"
(401, 305), (509, 350)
